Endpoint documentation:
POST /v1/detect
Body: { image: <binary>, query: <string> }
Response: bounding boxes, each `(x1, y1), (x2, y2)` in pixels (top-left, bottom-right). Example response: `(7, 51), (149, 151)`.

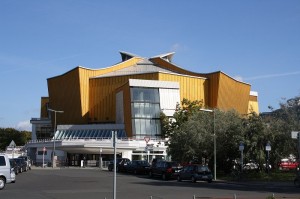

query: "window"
(0, 156), (6, 166)
(131, 87), (161, 138)
(38, 151), (47, 155)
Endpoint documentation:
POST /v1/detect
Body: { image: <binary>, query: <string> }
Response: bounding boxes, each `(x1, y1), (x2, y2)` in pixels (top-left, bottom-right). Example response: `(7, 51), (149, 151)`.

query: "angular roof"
(97, 58), (178, 78)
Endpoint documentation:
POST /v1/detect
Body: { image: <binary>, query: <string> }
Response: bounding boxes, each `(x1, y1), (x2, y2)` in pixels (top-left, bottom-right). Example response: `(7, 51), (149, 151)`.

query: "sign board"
(291, 131), (299, 139)
(144, 137), (150, 144)
(265, 143), (271, 151)
(239, 143), (244, 151)
(145, 144), (154, 151)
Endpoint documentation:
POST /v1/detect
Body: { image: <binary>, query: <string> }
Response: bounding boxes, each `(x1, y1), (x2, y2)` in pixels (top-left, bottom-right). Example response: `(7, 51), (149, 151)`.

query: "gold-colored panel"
(46, 57), (143, 125)
(217, 73), (251, 114)
(40, 97), (49, 118)
(89, 73), (159, 123)
(248, 100), (259, 114)
(158, 73), (208, 107)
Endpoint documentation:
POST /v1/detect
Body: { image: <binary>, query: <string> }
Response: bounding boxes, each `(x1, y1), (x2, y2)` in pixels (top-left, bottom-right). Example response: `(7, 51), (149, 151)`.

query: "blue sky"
(1, 0), (300, 131)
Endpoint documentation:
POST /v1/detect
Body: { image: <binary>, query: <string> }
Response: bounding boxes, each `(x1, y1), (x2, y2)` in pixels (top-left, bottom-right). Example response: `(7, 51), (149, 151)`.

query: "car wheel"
(294, 178), (300, 187)
(162, 173), (167, 181)
(191, 176), (196, 183)
(20, 168), (23, 173)
(0, 177), (5, 190)
(177, 175), (181, 182)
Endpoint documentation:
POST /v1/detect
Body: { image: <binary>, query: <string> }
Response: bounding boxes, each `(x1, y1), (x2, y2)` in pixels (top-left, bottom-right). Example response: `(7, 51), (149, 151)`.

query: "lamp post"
(112, 130), (117, 199)
(99, 147), (103, 170)
(48, 108), (64, 168)
(200, 108), (216, 180)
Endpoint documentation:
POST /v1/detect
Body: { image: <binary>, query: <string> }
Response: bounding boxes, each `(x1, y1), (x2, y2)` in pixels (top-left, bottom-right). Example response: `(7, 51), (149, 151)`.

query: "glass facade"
(36, 124), (53, 140)
(131, 87), (161, 138)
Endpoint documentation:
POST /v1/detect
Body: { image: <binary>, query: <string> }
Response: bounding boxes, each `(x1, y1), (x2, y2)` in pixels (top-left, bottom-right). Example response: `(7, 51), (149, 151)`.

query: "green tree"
(0, 128), (31, 151)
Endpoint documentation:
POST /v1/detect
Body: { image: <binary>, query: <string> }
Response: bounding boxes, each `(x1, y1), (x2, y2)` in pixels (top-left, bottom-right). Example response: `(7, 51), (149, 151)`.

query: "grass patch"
(219, 170), (297, 182)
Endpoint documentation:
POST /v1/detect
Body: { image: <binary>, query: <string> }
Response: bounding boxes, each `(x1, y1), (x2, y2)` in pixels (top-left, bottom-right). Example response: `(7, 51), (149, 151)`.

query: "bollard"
(233, 193), (236, 199)
(193, 195), (196, 199)
(149, 196), (153, 199)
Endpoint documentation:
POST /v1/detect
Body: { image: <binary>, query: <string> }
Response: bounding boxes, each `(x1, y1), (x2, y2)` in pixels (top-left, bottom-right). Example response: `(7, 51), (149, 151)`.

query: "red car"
(278, 159), (299, 170)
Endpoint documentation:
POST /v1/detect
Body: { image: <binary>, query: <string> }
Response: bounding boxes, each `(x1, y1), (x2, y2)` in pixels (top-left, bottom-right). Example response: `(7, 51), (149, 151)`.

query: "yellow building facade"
(29, 51), (259, 166)
(42, 51), (258, 139)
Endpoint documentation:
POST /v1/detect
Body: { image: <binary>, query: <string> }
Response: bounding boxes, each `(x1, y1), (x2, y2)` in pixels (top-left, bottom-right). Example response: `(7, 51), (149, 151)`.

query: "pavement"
(30, 165), (297, 188)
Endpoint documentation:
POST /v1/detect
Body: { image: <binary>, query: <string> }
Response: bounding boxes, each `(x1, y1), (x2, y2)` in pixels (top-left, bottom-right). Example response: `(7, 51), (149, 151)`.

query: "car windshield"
(197, 166), (210, 172)
(138, 161), (149, 166)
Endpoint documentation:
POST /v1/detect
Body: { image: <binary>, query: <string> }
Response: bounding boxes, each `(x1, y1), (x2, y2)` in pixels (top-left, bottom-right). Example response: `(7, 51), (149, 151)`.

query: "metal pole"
(99, 148), (102, 170)
(241, 150), (243, 174)
(53, 111), (56, 168)
(48, 108), (63, 169)
(213, 110), (216, 181)
(200, 108), (216, 180)
(113, 131), (117, 199)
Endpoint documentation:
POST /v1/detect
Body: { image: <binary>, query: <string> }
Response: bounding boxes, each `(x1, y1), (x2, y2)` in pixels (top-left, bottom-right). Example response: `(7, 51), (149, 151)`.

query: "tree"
(0, 128), (31, 151)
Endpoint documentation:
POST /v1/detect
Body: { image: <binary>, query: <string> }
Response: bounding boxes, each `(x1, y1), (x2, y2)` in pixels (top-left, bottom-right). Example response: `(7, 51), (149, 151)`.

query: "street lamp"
(200, 108), (216, 181)
(112, 130), (117, 199)
(99, 148), (103, 170)
(48, 108), (64, 168)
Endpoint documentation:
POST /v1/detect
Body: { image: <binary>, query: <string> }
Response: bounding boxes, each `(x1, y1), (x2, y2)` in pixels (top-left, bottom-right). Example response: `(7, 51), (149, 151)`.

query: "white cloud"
(16, 120), (32, 132)
(244, 71), (300, 81)
(170, 43), (188, 52)
(234, 75), (244, 82)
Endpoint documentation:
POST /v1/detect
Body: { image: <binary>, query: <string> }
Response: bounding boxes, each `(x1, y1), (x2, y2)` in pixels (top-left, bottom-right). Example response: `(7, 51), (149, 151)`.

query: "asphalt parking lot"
(1, 167), (300, 199)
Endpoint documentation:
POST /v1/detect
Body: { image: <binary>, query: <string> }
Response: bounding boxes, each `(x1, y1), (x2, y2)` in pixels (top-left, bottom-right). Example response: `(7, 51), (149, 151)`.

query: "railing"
(27, 137), (166, 144)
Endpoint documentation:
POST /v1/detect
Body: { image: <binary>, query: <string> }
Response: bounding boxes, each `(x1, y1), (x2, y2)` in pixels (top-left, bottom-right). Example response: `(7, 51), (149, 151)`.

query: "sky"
(1, 0), (300, 131)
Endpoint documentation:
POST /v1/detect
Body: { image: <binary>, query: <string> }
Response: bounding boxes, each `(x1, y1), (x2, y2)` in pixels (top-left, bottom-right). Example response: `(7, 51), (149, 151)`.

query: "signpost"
(265, 142), (271, 174)
(239, 142), (244, 173)
(291, 131), (300, 160)
(43, 147), (46, 168)
(144, 137), (150, 163)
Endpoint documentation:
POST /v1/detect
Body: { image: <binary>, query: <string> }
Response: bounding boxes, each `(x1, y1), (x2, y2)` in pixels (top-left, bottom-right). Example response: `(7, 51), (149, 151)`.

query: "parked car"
(18, 156), (32, 171)
(177, 164), (213, 183)
(149, 160), (182, 180)
(294, 166), (300, 187)
(125, 160), (150, 174)
(108, 158), (130, 172)
(0, 153), (16, 190)
(278, 159), (299, 170)
(9, 159), (19, 175)
(13, 158), (27, 173)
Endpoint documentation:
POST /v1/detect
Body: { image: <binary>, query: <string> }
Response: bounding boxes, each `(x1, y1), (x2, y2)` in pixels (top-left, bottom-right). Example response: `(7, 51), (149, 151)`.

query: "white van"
(0, 153), (16, 190)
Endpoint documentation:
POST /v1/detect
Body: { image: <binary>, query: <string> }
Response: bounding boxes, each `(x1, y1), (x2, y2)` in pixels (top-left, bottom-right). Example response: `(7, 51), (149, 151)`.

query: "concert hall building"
(29, 51), (259, 167)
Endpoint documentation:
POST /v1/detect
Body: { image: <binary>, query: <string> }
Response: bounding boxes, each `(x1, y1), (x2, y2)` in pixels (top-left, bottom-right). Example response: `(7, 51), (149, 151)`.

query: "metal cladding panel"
(129, 79), (179, 89)
(248, 92), (259, 113)
(248, 100), (259, 114)
(116, 91), (124, 124)
(217, 73), (251, 114)
(159, 88), (180, 117)
(158, 73), (207, 107)
(47, 69), (83, 125)
(40, 97), (49, 118)
(47, 57), (142, 125)
(89, 73), (159, 124)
